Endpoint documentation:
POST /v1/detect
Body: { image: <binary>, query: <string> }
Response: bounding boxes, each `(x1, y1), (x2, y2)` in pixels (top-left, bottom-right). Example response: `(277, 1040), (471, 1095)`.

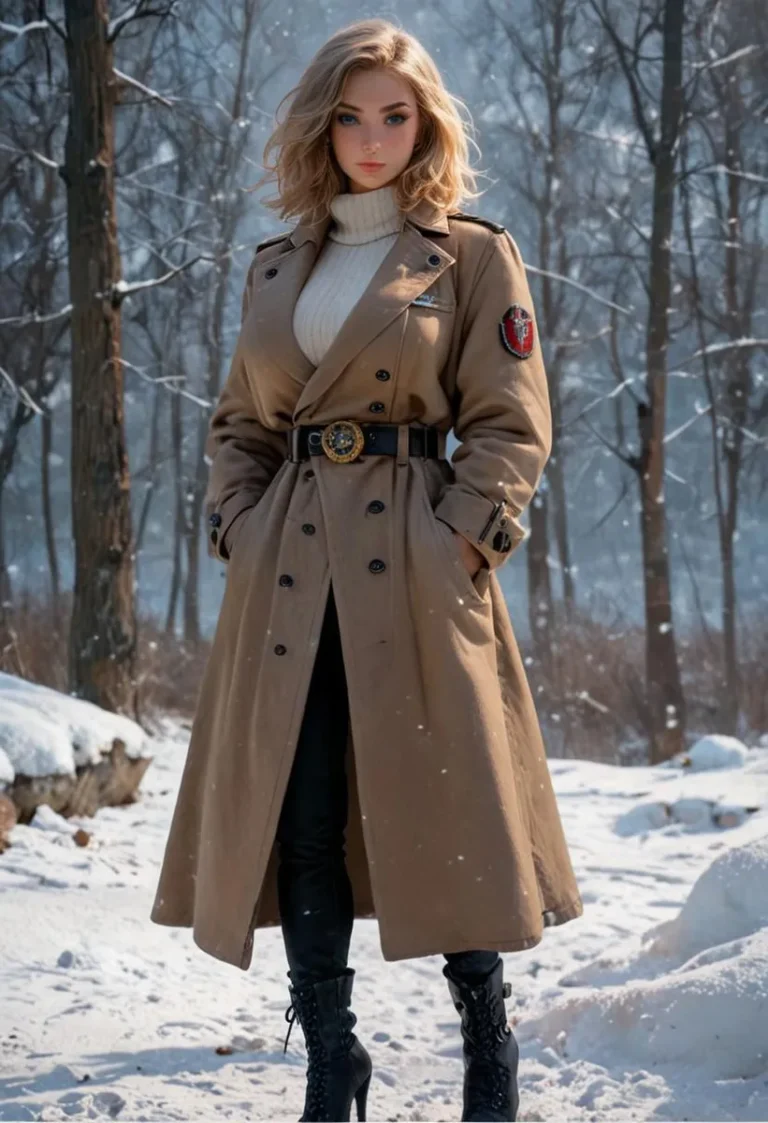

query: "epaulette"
(255, 231), (292, 253)
(448, 212), (506, 235)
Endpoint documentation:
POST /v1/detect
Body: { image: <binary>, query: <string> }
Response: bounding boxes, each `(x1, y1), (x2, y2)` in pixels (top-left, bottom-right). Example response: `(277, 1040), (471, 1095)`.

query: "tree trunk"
(165, 384), (183, 636)
(527, 485), (553, 671)
(719, 104), (747, 732)
(639, 0), (686, 763)
(41, 409), (61, 621)
(547, 379), (576, 615)
(63, 0), (137, 717)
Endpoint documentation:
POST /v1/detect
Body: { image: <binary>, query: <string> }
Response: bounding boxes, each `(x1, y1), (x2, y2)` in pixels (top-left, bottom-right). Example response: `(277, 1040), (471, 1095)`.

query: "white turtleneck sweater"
(292, 184), (405, 366)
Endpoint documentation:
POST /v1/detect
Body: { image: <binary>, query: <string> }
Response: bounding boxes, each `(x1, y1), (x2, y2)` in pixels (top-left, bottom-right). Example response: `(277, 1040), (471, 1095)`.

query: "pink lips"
(358, 162), (385, 171)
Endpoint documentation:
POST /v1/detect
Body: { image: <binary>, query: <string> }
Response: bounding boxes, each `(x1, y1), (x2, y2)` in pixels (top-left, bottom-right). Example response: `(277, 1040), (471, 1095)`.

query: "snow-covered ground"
(1, 686), (768, 1121)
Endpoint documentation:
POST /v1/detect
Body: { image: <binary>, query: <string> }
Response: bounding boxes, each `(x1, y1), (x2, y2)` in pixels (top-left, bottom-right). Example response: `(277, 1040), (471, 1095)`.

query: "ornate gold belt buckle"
(320, 419), (365, 463)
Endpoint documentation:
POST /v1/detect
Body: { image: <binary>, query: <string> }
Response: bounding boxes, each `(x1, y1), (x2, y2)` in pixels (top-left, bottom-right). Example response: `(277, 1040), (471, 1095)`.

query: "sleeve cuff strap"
(207, 492), (260, 562)
(432, 488), (526, 570)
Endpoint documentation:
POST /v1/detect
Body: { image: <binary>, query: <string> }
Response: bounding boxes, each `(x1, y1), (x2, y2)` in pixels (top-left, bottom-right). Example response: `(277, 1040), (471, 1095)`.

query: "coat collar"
(253, 195), (455, 423)
(288, 194), (451, 248)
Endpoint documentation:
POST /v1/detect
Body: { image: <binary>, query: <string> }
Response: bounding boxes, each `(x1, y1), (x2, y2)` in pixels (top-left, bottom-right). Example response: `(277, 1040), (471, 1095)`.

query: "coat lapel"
(285, 198), (455, 423)
(246, 222), (330, 388)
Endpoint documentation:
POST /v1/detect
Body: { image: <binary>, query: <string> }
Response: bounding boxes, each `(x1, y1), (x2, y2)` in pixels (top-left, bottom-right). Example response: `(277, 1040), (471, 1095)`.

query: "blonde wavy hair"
(251, 19), (484, 224)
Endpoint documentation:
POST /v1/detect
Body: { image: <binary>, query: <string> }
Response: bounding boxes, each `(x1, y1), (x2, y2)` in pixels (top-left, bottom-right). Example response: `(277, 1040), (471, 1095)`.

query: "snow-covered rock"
(0, 672), (147, 787)
(680, 734), (749, 772)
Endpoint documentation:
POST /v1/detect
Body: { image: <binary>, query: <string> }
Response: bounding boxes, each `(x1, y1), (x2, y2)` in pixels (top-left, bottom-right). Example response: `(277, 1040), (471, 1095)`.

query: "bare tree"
(588, 0), (687, 761)
(678, 0), (768, 730)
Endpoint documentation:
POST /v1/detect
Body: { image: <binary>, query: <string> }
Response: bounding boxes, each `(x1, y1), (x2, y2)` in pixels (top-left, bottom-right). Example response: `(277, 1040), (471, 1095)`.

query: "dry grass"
(1, 592), (765, 764)
(0, 591), (211, 729)
(520, 604), (767, 763)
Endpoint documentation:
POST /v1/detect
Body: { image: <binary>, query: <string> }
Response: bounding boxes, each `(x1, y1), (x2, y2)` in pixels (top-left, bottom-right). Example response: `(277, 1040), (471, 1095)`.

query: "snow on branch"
(119, 359), (212, 410)
(664, 403), (712, 444)
(524, 263), (632, 315)
(98, 255), (206, 305)
(113, 67), (174, 108)
(696, 164), (768, 187)
(691, 338), (768, 359)
(0, 20), (48, 36)
(0, 365), (43, 416)
(693, 44), (762, 71)
(0, 305), (72, 327)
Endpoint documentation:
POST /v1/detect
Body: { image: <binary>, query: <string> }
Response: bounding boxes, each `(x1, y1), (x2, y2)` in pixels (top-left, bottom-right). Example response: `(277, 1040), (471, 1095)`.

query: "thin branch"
(98, 255), (209, 305)
(524, 263), (632, 314)
(0, 365), (44, 415)
(113, 66), (174, 108)
(0, 305), (72, 327)
(107, 0), (176, 42)
(664, 403), (712, 444)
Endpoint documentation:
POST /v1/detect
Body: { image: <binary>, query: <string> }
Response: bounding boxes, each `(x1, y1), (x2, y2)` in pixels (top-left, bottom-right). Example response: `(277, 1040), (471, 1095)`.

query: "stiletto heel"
(354, 1070), (371, 1121)
(283, 967), (372, 1121)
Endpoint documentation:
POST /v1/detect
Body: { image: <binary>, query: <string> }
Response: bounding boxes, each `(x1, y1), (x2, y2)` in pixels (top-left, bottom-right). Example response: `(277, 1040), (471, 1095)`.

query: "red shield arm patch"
(500, 303), (535, 359)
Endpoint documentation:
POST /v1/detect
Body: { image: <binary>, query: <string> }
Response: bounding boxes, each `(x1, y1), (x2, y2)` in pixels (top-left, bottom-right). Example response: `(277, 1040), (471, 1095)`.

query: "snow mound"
(519, 836), (768, 1081)
(0, 672), (147, 787)
(643, 834), (768, 959)
(520, 929), (768, 1081)
(680, 734), (749, 772)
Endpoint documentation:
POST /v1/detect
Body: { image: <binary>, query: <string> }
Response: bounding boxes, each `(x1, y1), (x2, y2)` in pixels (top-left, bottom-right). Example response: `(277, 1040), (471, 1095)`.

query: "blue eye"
(334, 112), (410, 126)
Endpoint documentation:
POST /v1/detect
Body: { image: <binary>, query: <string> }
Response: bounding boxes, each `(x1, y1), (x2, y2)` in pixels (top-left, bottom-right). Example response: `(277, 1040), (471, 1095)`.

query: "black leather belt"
(289, 421), (445, 463)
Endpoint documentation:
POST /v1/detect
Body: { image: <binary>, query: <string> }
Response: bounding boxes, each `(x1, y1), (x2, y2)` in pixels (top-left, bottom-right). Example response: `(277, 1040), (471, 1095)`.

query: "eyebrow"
(336, 101), (412, 112)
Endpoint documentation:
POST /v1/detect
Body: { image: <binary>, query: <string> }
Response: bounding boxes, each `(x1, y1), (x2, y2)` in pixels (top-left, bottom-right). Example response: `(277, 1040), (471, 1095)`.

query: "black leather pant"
(276, 581), (502, 989)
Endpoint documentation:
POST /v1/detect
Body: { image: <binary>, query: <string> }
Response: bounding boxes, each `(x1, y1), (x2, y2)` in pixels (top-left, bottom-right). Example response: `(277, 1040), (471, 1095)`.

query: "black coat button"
(375, 369), (390, 381)
(274, 644), (287, 655)
(302, 523), (316, 535)
(493, 530), (512, 553)
(265, 267), (278, 279)
(369, 401), (385, 413)
(427, 253), (441, 267)
(278, 574), (294, 587)
(368, 558), (386, 573)
(367, 500), (385, 514)
(209, 512), (222, 527)
(304, 469), (315, 480)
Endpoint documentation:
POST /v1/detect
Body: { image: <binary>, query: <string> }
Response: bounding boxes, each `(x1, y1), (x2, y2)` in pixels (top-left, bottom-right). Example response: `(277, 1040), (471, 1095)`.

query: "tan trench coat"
(150, 196), (583, 971)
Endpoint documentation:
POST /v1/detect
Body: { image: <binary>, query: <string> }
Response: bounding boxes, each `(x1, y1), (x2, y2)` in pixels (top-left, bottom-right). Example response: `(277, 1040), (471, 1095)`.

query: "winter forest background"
(1, 0), (766, 763)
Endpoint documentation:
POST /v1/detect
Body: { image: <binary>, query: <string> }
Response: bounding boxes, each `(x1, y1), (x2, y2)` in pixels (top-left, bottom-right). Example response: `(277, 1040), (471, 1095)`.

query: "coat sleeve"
(204, 256), (287, 563)
(433, 229), (552, 572)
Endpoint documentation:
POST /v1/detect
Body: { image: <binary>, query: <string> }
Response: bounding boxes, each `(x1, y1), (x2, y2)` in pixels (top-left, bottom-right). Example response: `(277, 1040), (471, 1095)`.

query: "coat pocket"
(418, 476), (489, 606)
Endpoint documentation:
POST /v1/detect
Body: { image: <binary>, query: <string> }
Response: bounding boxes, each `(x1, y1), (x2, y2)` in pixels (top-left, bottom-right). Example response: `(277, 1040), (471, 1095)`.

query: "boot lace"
(283, 996), (337, 1119)
(461, 985), (514, 1115)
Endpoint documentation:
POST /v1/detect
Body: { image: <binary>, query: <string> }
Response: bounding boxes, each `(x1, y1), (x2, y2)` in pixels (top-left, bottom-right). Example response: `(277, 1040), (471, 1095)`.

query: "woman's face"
(328, 67), (421, 194)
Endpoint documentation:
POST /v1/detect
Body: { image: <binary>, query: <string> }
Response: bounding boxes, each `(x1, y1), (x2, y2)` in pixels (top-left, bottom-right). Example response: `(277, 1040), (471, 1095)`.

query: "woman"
(151, 18), (583, 1123)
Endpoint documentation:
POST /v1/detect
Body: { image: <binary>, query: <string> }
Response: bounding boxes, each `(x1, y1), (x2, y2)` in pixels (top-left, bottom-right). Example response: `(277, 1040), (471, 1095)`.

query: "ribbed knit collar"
(328, 184), (404, 245)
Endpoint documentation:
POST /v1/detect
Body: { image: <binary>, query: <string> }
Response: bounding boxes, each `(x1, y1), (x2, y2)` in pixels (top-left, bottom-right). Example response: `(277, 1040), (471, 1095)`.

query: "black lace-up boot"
(443, 958), (520, 1121)
(282, 966), (372, 1121)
